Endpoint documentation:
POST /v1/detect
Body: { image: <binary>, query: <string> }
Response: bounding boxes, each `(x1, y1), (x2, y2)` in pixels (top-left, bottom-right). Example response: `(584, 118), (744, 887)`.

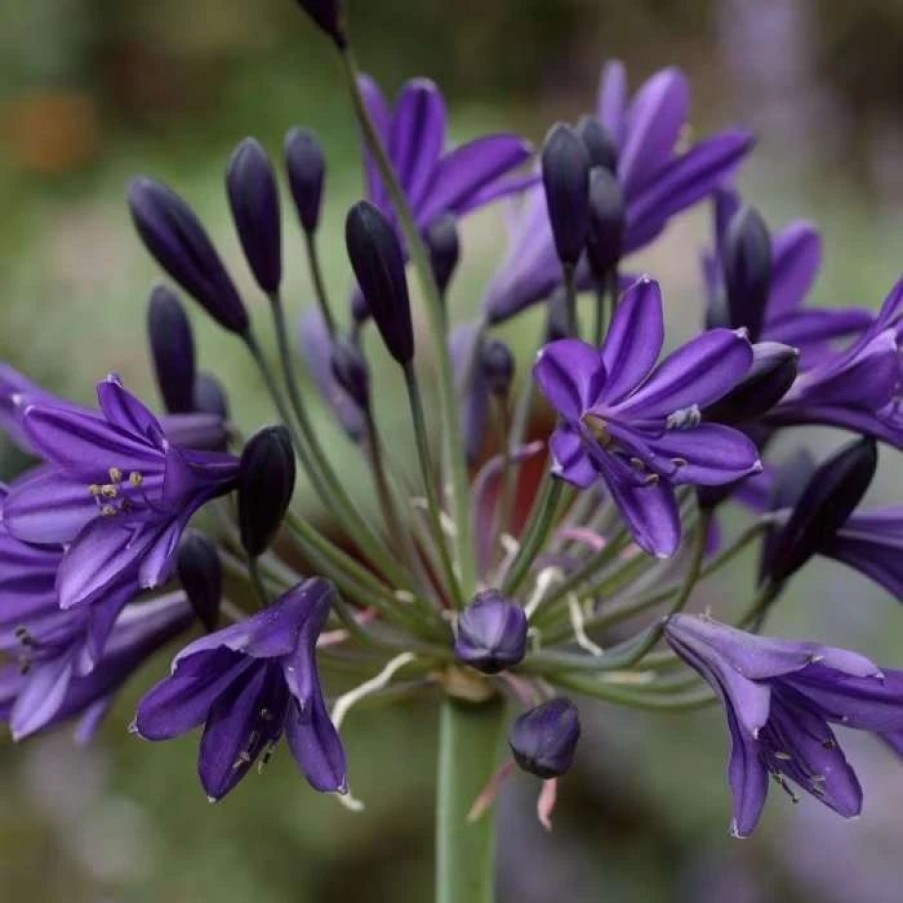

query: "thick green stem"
(436, 696), (506, 903)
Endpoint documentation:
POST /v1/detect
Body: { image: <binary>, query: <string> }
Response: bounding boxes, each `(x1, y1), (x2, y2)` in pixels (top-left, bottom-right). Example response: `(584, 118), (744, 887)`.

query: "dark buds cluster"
(345, 201), (414, 366)
(453, 590), (528, 674)
(508, 698), (581, 778)
(763, 437), (877, 585)
(238, 426), (297, 558)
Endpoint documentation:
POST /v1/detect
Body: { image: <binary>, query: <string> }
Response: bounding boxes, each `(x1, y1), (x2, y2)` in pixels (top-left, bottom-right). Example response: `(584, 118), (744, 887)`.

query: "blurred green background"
(1, 1), (903, 901)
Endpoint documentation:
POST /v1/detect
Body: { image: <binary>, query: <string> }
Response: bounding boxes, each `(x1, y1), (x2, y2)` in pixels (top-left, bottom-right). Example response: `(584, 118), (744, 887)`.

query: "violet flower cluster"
(3, 0), (903, 856)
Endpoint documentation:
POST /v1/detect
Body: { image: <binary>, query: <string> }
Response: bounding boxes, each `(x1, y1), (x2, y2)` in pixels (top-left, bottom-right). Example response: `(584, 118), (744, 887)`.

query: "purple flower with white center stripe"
(2, 375), (238, 610)
(665, 614), (903, 837)
(703, 188), (873, 366)
(484, 62), (754, 323)
(533, 278), (760, 556)
(134, 577), (346, 801)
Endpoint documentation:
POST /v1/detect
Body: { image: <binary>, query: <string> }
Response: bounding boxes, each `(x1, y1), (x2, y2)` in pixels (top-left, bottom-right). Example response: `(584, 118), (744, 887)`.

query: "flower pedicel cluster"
(3, 0), (903, 877)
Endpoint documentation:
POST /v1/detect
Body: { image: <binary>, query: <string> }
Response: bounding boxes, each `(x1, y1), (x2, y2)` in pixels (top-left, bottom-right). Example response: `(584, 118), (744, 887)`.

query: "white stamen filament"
(567, 593), (604, 656)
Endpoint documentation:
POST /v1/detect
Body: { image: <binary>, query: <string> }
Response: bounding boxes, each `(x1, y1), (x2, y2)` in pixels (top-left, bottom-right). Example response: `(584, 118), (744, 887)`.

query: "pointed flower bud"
(576, 115), (617, 173)
(541, 123), (591, 267)
(509, 698), (581, 778)
(330, 336), (371, 412)
(425, 213), (460, 298)
(723, 205), (772, 343)
(704, 342), (798, 425)
(193, 371), (230, 420)
(345, 201), (414, 366)
(454, 590), (528, 674)
(764, 437), (877, 585)
(177, 531), (222, 632)
(585, 167), (625, 279)
(127, 177), (249, 334)
(293, 0), (346, 48)
(238, 425), (297, 558)
(285, 128), (326, 235)
(226, 138), (282, 295)
(147, 285), (196, 414)
(481, 340), (515, 398)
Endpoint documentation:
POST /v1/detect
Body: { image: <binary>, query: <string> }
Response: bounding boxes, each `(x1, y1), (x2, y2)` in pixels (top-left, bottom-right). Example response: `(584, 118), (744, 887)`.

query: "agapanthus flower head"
(484, 61), (754, 323)
(237, 425), (296, 559)
(147, 285), (196, 415)
(177, 531), (222, 632)
(509, 698), (581, 779)
(453, 590), (528, 674)
(541, 123), (591, 267)
(357, 74), (532, 237)
(127, 177), (249, 335)
(665, 614), (903, 837)
(2, 375), (238, 609)
(226, 137), (282, 295)
(533, 277), (760, 556)
(345, 200), (414, 366)
(284, 127), (326, 235)
(134, 577), (346, 800)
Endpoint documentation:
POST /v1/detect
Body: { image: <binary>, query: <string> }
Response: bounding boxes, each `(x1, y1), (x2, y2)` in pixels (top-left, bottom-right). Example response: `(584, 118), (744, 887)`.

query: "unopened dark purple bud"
(585, 167), (625, 279)
(576, 116), (617, 173)
(330, 336), (370, 411)
(723, 205), (772, 343)
(545, 287), (570, 343)
(285, 128), (325, 234)
(177, 531), (222, 632)
(481, 340), (515, 397)
(127, 177), (249, 334)
(193, 371), (230, 420)
(226, 138), (282, 295)
(345, 201), (414, 366)
(238, 425), (296, 557)
(454, 590), (528, 674)
(425, 213), (460, 298)
(542, 124), (591, 267)
(147, 285), (196, 414)
(765, 437), (877, 585)
(509, 698), (581, 778)
(294, 0), (346, 48)
(703, 342), (798, 425)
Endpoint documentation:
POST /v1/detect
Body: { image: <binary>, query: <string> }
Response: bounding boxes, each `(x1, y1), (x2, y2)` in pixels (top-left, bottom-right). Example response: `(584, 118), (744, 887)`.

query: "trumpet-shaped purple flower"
(134, 578), (346, 801)
(2, 376), (238, 610)
(484, 62), (754, 323)
(533, 278), (760, 556)
(358, 75), (532, 237)
(767, 277), (903, 448)
(665, 614), (903, 837)
(703, 189), (872, 365)
(1, 592), (192, 743)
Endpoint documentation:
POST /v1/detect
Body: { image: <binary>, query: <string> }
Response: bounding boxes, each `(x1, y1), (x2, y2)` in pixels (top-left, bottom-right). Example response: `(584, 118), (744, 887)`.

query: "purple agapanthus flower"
(2, 375), (238, 611)
(767, 277), (903, 447)
(1, 591), (192, 743)
(134, 577), (346, 801)
(703, 189), (872, 366)
(484, 62), (754, 323)
(358, 74), (533, 237)
(533, 277), (760, 556)
(665, 614), (903, 837)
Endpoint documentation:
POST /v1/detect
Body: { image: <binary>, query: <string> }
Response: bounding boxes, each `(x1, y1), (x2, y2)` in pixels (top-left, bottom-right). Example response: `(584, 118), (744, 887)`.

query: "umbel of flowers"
(2, 1), (903, 900)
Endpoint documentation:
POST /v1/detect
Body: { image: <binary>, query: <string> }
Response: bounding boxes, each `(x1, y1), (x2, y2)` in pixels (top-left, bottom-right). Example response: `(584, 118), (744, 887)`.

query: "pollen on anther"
(101, 484), (118, 498)
(129, 471), (143, 487)
(109, 467), (123, 483)
(88, 484), (102, 497)
(100, 504), (117, 517)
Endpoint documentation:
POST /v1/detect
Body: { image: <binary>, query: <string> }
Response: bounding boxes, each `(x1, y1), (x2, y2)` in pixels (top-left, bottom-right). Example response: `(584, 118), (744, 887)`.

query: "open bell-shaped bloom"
(665, 614), (903, 837)
(2, 376), (238, 611)
(533, 278), (760, 556)
(484, 62), (754, 323)
(133, 578), (347, 801)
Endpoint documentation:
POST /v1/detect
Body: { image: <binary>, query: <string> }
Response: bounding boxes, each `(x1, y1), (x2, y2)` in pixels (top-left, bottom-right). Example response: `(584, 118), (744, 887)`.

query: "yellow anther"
(88, 484), (102, 497)
(100, 504), (117, 517)
(109, 467), (123, 483)
(101, 484), (118, 498)
(129, 471), (143, 487)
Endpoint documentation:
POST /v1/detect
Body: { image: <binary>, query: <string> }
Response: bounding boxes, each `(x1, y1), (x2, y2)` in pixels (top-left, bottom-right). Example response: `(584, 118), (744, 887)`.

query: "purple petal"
(357, 74), (392, 213)
(725, 704), (769, 838)
(9, 652), (75, 740)
(650, 424), (760, 486)
(284, 693), (347, 793)
(598, 277), (664, 403)
(616, 328), (752, 419)
(765, 221), (822, 320)
(548, 425), (598, 489)
(533, 339), (607, 421)
(619, 67), (689, 196)
(96, 375), (165, 447)
(597, 60), (627, 147)
(765, 308), (873, 350)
